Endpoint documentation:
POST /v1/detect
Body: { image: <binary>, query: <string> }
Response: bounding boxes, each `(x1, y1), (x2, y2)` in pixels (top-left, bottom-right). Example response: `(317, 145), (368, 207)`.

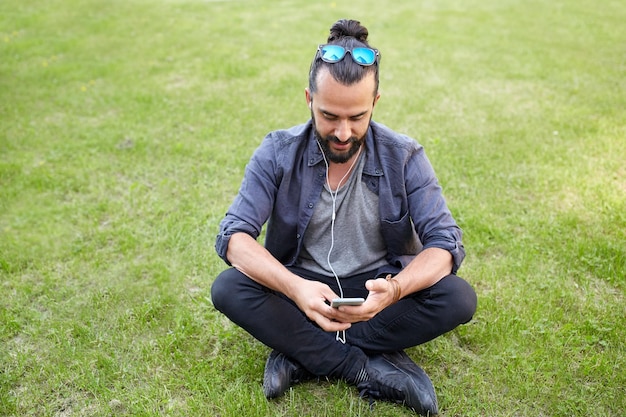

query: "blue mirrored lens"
(352, 48), (376, 65)
(321, 45), (346, 62)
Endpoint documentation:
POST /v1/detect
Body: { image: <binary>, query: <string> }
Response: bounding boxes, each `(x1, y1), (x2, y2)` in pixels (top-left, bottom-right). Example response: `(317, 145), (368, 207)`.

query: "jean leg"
(346, 274), (477, 353)
(210, 268), (367, 379)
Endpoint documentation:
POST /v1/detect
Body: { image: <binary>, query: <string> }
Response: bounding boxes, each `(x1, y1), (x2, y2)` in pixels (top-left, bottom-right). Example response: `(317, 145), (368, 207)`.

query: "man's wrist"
(385, 274), (401, 303)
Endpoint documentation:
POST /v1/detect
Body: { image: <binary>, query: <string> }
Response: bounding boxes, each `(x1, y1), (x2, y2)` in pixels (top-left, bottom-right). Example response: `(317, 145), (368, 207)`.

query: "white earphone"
(316, 140), (363, 344)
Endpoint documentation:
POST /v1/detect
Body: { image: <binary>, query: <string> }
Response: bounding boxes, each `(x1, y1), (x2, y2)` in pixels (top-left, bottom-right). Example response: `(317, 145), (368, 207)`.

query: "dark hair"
(308, 19), (380, 95)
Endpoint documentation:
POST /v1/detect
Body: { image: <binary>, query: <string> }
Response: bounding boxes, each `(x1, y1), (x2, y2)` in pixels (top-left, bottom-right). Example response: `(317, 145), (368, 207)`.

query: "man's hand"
(289, 279), (353, 332)
(329, 247), (455, 324)
(228, 233), (354, 332)
(327, 277), (397, 324)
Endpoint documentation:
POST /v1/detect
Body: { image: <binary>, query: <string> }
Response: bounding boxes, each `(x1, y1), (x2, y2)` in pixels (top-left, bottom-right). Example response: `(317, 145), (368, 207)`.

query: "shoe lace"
(357, 382), (377, 411)
(357, 378), (405, 407)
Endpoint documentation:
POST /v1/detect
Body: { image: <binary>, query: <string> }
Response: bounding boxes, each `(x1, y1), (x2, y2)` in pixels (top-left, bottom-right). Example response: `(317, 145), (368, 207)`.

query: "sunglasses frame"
(316, 44), (380, 66)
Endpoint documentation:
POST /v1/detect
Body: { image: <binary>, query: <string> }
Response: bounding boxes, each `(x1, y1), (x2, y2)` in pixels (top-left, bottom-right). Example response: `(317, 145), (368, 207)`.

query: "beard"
(312, 117), (367, 164)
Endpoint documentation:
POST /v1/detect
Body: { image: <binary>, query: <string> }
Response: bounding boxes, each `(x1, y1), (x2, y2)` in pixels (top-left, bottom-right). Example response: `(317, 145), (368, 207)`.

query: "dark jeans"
(211, 266), (477, 380)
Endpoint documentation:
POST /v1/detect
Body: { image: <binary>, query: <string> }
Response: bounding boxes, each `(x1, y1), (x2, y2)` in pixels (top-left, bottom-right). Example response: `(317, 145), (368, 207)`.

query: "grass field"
(1, 0), (624, 416)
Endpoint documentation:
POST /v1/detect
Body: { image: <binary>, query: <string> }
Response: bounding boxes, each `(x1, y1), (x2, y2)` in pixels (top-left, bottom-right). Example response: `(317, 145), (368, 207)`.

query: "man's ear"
(373, 92), (381, 108)
(305, 88), (312, 109)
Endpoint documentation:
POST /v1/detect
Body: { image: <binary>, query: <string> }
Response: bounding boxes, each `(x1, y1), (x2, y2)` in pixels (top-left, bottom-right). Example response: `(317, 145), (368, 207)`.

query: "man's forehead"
(314, 68), (377, 97)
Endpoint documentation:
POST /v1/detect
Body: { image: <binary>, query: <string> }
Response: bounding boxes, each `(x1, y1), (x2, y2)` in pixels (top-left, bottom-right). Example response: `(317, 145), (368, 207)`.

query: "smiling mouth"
(332, 142), (351, 150)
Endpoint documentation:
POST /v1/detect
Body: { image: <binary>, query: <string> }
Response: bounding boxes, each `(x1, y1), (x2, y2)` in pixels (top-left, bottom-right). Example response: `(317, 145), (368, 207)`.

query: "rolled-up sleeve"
(406, 145), (466, 273)
(214, 136), (279, 265)
(215, 216), (261, 265)
(422, 235), (465, 274)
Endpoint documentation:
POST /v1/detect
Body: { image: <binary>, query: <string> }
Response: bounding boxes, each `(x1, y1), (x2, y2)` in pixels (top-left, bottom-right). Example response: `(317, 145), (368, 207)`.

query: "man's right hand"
(289, 278), (353, 332)
(226, 233), (353, 332)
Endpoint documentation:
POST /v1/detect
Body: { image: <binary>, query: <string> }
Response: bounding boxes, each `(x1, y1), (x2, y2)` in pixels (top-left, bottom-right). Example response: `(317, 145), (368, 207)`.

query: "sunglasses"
(317, 44), (379, 66)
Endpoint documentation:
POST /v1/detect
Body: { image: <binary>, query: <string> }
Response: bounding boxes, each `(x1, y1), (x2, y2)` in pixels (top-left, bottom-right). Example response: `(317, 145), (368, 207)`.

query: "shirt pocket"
(380, 211), (422, 256)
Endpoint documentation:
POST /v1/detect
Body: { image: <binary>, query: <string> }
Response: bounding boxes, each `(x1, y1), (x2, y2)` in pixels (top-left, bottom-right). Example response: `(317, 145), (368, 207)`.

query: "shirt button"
(296, 234), (301, 239)
(308, 203), (314, 208)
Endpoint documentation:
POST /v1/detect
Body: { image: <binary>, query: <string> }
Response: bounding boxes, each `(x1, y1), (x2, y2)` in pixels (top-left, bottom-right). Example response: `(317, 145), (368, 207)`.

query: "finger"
(365, 278), (387, 292)
(322, 289), (340, 303)
(331, 305), (370, 323)
(317, 315), (351, 332)
(310, 304), (348, 329)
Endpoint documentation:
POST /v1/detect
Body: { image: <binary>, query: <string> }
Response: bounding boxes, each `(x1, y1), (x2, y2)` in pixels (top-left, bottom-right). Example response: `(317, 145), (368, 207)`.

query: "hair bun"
(327, 19), (369, 43)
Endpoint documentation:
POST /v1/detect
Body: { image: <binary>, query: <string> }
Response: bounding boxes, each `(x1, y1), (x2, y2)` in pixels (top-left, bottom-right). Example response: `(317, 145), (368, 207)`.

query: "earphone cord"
(316, 140), (362, 344)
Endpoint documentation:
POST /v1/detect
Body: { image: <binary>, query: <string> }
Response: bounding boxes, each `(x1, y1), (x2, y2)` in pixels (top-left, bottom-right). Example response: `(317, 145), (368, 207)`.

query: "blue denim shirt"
(215, 120), (465, 274)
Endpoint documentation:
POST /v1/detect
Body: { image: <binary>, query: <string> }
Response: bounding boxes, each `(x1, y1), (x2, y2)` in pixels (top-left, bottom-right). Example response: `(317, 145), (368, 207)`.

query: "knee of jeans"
(451, 275), (478, 324)
(433, 274), (477, 325)
(210, 270), (237, 313)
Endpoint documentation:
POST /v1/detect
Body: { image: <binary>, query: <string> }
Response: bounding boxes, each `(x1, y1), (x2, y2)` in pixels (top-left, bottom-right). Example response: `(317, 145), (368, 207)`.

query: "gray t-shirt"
(297, 154), (388, 277)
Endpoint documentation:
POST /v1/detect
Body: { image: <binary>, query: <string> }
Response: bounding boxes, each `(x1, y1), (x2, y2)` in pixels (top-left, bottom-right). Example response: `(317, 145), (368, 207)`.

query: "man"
(211, 19), (477, 415)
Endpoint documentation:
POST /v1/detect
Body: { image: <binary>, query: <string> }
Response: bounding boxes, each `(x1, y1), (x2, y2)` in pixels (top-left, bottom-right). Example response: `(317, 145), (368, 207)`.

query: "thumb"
(365, 278), (388, 292)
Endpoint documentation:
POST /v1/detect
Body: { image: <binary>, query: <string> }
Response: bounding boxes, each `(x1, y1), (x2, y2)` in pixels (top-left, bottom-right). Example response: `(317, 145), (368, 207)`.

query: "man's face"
(307, 68), (380, 164)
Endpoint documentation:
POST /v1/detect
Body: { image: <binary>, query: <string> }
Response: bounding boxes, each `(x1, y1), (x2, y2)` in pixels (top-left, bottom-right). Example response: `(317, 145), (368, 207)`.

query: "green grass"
(1, 0), (624, 415)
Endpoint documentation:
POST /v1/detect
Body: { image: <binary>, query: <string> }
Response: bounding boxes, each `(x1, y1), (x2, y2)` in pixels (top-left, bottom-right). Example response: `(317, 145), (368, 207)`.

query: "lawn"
(1, 0), (624, 416)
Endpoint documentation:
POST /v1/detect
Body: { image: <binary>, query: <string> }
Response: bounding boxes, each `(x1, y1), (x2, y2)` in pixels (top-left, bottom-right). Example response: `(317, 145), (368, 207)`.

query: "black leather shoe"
(358, 351), (438, 416)
(262, 350), (314, 399)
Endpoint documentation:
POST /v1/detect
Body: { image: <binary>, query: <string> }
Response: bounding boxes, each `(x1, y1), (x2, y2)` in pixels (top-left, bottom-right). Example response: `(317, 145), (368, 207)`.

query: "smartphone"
(330, 297), (365, 308)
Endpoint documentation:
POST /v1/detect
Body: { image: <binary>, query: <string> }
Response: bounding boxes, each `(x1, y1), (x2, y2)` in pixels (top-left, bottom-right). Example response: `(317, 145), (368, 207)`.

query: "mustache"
(323, 135), (359, 144)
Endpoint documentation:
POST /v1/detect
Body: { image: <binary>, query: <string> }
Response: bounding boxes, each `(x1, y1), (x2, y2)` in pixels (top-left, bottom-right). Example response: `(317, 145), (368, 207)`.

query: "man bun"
(327, 19), (369, 44)
(308, 18), (379, 95)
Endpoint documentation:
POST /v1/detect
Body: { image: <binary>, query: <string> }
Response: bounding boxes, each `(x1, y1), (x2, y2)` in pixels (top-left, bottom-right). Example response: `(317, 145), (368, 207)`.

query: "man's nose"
(335, 120), (351, 142)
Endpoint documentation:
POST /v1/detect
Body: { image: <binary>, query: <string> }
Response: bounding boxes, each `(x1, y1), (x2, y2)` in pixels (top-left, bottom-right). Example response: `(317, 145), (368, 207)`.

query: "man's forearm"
(391, 247), (454, 299)
(226, 232), (303, 298)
